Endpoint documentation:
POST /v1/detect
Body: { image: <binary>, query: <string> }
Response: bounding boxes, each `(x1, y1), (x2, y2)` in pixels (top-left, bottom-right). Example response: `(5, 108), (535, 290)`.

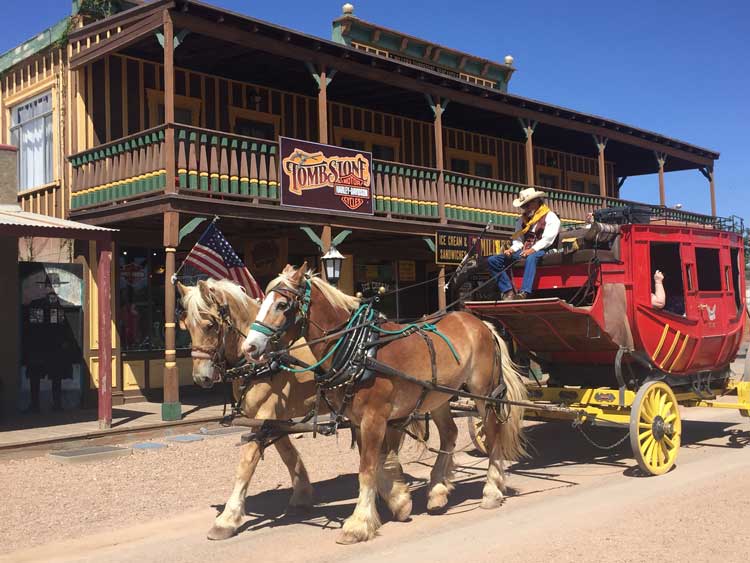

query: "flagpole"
(171, 216), (221, 284)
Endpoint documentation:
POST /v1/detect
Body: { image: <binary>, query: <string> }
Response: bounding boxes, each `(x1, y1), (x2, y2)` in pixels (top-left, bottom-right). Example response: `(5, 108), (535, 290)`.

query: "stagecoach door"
(685, 244), (731, 368)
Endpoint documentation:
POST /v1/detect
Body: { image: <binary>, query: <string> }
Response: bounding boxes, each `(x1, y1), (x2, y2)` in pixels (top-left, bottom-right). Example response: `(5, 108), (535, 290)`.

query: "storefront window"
(119, 247), (191, 352)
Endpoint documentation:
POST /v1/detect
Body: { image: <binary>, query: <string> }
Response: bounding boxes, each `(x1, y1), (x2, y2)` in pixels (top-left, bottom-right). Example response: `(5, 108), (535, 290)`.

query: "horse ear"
(176, 280), (188, 297)
(197, 279), (214, 303)
(281, 263), (295, 275)
(293, 261), (308, 283)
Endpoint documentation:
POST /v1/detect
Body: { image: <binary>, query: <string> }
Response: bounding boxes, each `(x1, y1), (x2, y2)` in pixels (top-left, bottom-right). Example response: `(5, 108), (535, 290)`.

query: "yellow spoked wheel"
(467, 416), (488, 456)
(629, 380), (682, 476)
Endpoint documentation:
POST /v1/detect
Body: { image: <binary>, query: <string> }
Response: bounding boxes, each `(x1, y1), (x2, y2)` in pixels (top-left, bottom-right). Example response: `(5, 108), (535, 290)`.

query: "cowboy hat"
(512, 187), (546, 208)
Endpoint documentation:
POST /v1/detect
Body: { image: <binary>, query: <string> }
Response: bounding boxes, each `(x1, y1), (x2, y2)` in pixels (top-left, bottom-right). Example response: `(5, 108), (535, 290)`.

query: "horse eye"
(277, 301), (289, 311)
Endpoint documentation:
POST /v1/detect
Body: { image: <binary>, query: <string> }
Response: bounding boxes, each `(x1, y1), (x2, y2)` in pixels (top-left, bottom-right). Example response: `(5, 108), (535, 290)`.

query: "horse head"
(178, 279), (258, 388)
(241, 263), (308, 362)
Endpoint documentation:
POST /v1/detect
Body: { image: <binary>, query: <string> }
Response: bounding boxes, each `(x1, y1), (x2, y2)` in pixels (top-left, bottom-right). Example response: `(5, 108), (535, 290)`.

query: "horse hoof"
(336, 532), (363, 545)
(207, 525), (237, 541)
(480, 495), (504, 510)
(427, 484), (450, 513)
(391, 498), (412, 522)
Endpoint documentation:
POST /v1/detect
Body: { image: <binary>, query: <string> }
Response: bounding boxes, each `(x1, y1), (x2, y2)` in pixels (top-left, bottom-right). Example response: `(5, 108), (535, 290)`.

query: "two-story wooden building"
(0, 0), (721, 420)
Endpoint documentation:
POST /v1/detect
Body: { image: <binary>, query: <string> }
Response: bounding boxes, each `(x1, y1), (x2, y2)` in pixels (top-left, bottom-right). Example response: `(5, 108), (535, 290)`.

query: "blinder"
(250, 279), (312, 348)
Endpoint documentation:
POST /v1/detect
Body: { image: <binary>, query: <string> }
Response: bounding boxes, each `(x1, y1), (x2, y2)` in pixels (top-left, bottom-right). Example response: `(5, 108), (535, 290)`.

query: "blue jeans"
(487, 250), (546, 294)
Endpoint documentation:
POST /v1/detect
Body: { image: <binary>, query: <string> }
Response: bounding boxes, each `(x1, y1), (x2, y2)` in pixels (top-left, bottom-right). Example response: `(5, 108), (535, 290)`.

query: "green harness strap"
(372, 321), (461, 364)
(279, 303), (372, 374)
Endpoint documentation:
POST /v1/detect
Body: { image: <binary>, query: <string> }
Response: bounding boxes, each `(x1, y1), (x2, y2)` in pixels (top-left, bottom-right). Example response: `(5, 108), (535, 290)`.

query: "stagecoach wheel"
(467, 416), (488, 456)
(629, 381), (682, 476)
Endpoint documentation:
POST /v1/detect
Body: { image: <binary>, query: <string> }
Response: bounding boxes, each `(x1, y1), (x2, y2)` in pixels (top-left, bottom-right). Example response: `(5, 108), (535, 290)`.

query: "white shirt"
(510, 210), (561, 253)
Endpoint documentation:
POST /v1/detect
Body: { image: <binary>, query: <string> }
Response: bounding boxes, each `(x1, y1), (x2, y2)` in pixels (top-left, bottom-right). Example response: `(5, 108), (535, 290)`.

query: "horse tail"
(483, 321), (528, 462)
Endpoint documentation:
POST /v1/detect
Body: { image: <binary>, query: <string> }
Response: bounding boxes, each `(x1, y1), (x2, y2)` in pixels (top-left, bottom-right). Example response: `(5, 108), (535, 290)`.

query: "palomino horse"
(178, 279), (321, 540)
(241, 264), (527, 544)
(178, 278), (408, 541)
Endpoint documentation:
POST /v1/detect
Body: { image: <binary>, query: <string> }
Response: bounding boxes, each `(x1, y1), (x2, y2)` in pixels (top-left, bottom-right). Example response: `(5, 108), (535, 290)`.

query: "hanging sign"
(435, 230), (503, 265)
(279, 137), (373, 215)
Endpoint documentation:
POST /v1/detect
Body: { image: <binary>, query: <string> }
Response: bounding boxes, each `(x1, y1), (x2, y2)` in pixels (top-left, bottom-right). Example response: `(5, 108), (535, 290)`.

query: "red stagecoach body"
(466, 223), (746, 381)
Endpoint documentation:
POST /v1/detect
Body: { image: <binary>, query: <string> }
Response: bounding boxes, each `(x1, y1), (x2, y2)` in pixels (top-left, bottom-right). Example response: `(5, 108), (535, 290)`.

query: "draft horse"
(178, 279), (322, 540)
(178, 278), (408, 541)
(241, 264), (527, 544)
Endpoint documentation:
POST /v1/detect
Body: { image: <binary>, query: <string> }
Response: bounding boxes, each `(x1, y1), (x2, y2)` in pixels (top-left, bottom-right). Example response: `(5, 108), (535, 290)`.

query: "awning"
(0, 205), (116, 239)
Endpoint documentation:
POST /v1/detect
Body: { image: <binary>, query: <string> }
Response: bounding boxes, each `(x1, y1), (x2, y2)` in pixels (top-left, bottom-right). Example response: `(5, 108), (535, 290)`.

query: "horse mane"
(270, 268), (361, 312)
(182, 278), (258, 320)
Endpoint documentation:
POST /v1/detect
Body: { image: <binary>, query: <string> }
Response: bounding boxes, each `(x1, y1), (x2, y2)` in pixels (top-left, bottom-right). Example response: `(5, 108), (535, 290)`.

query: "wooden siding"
(0, 47), (68, 218)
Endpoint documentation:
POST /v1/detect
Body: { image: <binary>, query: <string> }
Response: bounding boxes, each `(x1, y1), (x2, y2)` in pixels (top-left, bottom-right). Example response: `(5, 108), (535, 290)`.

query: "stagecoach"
(463, 209), (750, 475)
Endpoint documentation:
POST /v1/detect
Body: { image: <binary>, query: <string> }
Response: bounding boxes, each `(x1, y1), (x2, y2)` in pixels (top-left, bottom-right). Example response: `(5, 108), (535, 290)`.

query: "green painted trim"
(161, 402), (182, 422)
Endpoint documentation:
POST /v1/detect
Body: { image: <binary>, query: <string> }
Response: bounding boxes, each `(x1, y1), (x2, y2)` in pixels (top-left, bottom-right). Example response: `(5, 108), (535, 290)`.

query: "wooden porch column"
(163, 8), (176, 194)
(593, 135), (608, 198)
(519, 118), (537, 186)
(162, 210), (181, 421)
(318, 67), (329, 144)
(699, 166), (717, 217)
(320, 225), (332, 281)
(96, 238), (113, 429)
(655, 152), (667, 206)
(306, 64), (335, 144)
(428, 95), (447, 310)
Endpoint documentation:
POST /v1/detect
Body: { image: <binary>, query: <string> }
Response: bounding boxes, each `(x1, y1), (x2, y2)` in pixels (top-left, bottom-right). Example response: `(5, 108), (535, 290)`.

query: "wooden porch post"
(699, 166), (717, 217)
(428, 95), (447, 310)
(162, 210), (181, 421)
(594, 135), (608, 198)
(519, 118), (537, 186)
(96, 238), (112, 429)
(655, 152), (667, 206)
(318, 67), (329, 144)
(320, 225), (332, 281)
(163, 8), (176, 194)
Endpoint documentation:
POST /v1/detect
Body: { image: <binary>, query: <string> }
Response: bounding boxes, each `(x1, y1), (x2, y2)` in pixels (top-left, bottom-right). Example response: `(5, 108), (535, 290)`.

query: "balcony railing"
(68, 123), (721, 230)
(70, 125), (167, 209)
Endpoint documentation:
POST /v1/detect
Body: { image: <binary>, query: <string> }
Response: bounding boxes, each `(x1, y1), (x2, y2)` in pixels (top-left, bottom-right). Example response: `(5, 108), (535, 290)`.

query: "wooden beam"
(70, 12), (165, 70)
(96, 239), (113, 429)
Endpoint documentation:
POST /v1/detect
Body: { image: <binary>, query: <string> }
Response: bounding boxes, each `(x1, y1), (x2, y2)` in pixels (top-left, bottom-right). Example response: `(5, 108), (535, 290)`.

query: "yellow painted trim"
(165, 247), (176, 253)
(668, 334), (691, 371)
(165, 361), (177, 368)
(164, 322), (176, 328)
(659, 330), (681, 369)
(653, 324), (670, 359)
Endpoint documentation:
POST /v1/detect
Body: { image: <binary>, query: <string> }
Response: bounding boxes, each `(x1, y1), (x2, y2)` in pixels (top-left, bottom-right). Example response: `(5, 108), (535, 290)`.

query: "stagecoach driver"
(487, 187), (560, 300)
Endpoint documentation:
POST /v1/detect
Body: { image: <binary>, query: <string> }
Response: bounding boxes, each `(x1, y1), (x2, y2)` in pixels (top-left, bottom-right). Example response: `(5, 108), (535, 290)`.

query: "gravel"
(0, 424), (462, 553)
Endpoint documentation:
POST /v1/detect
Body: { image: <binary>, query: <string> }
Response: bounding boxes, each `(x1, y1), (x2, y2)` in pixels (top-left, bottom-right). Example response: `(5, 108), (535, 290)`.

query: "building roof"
(0, 204), (115, 239)
(332, 7), (514, 92)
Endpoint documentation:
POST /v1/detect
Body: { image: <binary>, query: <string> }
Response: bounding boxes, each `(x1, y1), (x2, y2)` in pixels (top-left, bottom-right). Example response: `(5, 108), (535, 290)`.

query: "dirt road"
(3, 406), (749, 563)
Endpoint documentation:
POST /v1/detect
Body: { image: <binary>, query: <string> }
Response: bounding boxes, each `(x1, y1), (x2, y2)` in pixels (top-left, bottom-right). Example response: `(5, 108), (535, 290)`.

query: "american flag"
(183, 222), (264, 299)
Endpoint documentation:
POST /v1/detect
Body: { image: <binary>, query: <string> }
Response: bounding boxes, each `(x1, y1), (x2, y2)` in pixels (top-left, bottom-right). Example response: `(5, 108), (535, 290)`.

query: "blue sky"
(2, 0), (747, 219)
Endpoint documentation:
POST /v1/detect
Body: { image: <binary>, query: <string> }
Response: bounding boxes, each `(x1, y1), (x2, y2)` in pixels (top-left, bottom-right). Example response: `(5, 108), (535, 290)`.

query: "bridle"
(190, 303), (247, 380)
(249, 279), (312, 349)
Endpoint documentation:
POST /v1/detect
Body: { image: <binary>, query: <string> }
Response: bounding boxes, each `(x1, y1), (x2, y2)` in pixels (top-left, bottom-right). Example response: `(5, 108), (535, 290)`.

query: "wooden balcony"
(69, 123), (719, 230)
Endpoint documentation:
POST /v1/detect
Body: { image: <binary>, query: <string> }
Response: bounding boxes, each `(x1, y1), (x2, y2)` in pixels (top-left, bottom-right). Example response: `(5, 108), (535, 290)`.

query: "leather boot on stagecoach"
(514, 291), (530, 300)
(501, 289), (516, 301)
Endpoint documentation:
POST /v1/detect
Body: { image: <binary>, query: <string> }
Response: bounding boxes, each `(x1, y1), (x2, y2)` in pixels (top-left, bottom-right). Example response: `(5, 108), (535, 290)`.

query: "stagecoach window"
(650, 242), (685, 315)
(695, 247), (722, 291)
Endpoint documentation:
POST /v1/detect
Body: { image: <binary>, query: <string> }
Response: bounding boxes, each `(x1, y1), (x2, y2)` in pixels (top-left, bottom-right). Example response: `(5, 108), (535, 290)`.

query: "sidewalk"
(0, 398), (227, 453)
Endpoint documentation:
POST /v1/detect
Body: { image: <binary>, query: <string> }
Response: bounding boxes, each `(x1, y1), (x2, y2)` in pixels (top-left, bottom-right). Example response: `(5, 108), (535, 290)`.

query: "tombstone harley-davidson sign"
(279, 137), (373, 214)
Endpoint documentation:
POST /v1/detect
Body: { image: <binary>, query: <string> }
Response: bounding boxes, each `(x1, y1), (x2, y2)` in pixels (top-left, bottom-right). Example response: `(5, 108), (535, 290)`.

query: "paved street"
(2, 401), (749, 563)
